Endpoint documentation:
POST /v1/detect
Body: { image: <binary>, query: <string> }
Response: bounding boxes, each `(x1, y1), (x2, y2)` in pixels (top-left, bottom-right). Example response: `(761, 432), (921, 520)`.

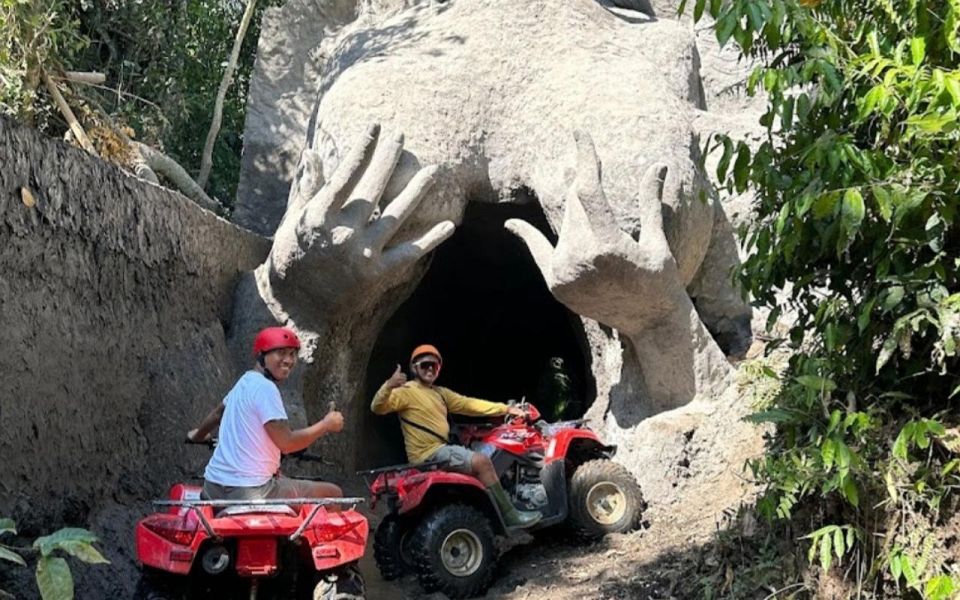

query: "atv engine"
(507, 463), (550, 510)
(513, 482), (549, 510)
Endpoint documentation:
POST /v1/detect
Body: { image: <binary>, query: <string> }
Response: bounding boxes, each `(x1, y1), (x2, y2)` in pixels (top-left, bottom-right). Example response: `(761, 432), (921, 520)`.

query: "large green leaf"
(55, 541), (109, 565)
(0, 519), (15, 536)
(33, 529), (98, 558)
(841, 189), (864, 228)
(819, 532), (833, 572)
(0, 547), (25, 567)
(909, 36), (926, 65)
(35, 556), (73, 600)
(925, 575), (956, 600)
(841, 476), (859, 507)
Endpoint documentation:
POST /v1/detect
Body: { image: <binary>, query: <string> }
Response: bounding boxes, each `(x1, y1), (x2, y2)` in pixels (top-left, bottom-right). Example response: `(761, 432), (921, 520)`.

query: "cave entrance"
(361, 201), (595, 468)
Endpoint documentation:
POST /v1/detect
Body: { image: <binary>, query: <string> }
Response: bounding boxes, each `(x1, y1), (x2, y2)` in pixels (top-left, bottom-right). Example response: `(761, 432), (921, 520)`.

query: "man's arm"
(371, 365), (408, 415)
(264, 411), (344, 454)
(443, 389), (511, 417)
(187, 403), (225, 442)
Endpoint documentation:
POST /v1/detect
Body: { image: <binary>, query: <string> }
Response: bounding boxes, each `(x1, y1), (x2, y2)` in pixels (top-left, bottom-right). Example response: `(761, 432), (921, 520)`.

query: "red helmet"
(253, 327), (301, 356)
(410, 344), (442, 364)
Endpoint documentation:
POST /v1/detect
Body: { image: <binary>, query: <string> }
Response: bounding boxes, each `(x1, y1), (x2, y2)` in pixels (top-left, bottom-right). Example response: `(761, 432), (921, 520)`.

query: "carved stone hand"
(505, 131), (688, 336)
(255, 124), (455, 353)
(507, 131), (730, 411)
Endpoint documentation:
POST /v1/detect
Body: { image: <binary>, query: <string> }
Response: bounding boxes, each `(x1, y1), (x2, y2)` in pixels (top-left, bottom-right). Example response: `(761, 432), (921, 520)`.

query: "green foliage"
(0, 0), (87, 122)
(0, 0), (278, 204)
(686, 0), (960, 594)
(802, 524), (860, 572)
(0, 519), (108, 600)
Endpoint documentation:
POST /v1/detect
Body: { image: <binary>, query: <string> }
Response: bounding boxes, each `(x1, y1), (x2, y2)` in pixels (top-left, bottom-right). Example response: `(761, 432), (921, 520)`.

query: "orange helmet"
(410, 344), (442, 365)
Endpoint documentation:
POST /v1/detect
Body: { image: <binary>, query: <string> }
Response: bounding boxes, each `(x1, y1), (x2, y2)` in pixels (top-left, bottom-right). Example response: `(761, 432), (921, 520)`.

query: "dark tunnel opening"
(360, 201), (596, 468)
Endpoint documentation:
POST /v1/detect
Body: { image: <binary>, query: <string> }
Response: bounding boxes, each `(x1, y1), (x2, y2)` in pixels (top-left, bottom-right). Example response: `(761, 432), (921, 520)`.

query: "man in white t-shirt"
(186, 327), (344, 500)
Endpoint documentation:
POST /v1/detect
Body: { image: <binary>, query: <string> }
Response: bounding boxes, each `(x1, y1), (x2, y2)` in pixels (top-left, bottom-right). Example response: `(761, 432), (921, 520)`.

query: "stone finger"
(504, 218), (556, 285)
(570, 130), (621, 237)
(341, 130), (405, 225)
(367, 165), (438, 249)
(638, 163), (669, 248)
(380, 220), (455, 271)
(288, 146), (325, 214)
(317, 123), (380, 218)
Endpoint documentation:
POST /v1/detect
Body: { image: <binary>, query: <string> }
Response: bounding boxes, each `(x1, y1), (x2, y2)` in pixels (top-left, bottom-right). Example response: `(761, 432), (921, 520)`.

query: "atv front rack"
(152, 497), (365, 542)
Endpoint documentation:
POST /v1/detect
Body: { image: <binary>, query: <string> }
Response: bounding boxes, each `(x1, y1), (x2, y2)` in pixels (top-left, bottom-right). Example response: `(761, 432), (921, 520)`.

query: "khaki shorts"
(202, 476), (315, 501)
(427, 445), (476, 474)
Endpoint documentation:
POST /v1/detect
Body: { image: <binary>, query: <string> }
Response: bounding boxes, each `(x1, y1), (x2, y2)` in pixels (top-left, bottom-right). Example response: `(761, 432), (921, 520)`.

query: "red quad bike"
(135, 444), (368, 600)
(362, 401), (645, 599)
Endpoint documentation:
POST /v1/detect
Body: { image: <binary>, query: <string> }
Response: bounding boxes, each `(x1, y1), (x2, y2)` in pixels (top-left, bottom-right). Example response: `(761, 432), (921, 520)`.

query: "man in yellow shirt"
(371, 344), (542, 527)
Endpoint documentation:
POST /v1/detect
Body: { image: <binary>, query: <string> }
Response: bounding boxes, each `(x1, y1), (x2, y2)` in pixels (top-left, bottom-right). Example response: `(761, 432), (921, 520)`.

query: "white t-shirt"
(204, 370), (288, 487)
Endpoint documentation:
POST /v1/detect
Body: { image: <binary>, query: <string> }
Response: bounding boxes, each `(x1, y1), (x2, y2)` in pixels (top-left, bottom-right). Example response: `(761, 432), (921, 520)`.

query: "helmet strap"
(256, 353), (278, 382)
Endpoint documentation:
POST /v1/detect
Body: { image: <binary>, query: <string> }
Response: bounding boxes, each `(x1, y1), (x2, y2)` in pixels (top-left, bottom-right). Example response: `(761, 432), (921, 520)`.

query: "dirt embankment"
(0, 117), (268, 597)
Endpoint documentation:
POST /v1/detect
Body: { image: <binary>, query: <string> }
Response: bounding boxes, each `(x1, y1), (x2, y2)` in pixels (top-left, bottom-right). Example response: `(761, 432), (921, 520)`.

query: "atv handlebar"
(504, 399), (540, 424)
(287, 449), (329, 464)
(184, 438), (327, 464)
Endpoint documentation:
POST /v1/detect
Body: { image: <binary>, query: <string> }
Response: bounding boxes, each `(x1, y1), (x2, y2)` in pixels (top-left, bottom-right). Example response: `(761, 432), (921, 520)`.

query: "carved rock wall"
(0, 117), (268, 538)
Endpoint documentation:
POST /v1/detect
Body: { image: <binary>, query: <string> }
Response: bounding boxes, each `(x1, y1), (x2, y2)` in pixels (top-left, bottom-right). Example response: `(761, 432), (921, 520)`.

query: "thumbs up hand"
(386, 364), (408, 389)
(321, 410), (344, 433)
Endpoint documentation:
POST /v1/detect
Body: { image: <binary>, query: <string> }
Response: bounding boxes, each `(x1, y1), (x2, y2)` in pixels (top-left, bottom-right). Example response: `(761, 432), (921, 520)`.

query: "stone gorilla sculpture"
(233, 0), (760, 518)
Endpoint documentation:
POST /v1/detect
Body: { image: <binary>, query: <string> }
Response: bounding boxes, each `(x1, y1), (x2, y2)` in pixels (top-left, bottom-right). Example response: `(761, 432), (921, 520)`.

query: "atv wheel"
(133, 568), (185, 600)
(313, 563), (365, 600)
(373, 514), (415, 580)
(410, 504), (495, 599)
(568, 459), (643, 540)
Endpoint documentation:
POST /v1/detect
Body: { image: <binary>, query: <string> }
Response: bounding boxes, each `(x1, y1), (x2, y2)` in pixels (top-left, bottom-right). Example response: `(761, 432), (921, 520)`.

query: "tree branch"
(196, 0), (258, 189)
(56, 71), (106, 85)
(134, 142), (223, 213)
(42, 73), (96, 155)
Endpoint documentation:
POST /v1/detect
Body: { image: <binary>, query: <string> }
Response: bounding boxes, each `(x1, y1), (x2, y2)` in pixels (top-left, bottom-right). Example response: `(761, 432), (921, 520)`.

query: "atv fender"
(546, 430), (616, 463)
(396, 473), (509, 534)
(396, 472), (487, 513)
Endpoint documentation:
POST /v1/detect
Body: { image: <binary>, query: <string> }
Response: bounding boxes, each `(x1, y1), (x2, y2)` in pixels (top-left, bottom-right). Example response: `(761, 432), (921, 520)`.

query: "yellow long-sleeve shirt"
(371, 380), (508, 463)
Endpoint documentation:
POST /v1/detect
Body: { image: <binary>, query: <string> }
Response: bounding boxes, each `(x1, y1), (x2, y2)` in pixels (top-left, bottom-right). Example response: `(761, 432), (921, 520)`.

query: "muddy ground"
(358, 496), (778, 600)
(0, 485), (735, 600)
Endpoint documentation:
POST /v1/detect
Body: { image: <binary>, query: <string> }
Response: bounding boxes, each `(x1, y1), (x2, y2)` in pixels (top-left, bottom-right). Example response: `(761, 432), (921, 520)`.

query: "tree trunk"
(196, 0), (259, 189)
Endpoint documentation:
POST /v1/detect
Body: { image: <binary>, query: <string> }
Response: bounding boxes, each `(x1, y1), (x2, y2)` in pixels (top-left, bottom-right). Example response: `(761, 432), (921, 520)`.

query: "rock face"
(237, 0), (762, 523)
(0, 117), (268, 595)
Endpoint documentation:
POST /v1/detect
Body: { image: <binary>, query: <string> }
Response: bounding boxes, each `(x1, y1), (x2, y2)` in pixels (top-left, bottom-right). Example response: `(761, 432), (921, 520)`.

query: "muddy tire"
(410, 504), (495, 599)
(373, 514), (415, 580)
(312, 563), (365, 600)
(568, 459), (643, 541)
(133, 569), (185, 600)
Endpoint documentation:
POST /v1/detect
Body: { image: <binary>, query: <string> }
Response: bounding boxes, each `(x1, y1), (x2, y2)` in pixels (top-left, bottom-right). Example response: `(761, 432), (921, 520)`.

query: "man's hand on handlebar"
(506, 406), (527, 419)
(186, 428), (213, 444)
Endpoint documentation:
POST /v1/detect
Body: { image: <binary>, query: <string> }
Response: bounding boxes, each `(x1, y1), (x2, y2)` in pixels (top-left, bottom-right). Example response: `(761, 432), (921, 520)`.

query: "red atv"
(135, 445), (368, 600)
(362, 401), (644, 599)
